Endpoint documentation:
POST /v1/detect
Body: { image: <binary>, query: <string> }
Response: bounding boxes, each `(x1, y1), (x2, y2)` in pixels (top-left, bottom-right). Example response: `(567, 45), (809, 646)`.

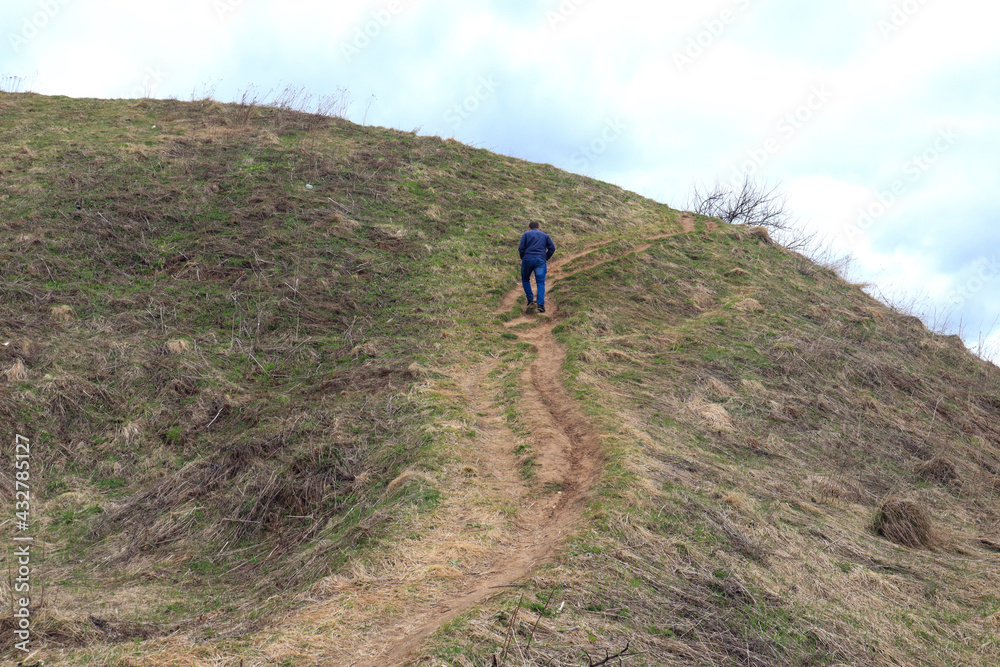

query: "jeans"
(521, 256), (547, 306)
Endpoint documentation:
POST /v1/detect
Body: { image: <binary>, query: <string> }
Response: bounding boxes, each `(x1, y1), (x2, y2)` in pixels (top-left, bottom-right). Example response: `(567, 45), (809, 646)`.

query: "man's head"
(528, 221), (540, 230)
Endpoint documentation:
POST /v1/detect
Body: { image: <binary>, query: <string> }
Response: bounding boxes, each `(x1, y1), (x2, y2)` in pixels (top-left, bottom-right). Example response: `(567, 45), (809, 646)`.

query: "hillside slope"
(1, 93), (999, 666)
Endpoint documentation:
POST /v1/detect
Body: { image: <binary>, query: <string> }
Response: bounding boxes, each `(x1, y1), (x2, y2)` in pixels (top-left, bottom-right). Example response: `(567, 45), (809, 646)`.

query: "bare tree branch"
(583, 640), (639, 666)
(689, 175), (814, 251)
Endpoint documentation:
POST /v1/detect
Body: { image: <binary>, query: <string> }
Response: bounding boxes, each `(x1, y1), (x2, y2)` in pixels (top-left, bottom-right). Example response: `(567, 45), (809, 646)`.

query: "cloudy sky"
(3, 0), (999, 359)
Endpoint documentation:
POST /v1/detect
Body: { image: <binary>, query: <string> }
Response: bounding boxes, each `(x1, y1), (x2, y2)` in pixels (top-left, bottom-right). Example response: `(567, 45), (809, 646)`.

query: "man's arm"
(518, 232), (527, 259)
(545, 234), (555, 260)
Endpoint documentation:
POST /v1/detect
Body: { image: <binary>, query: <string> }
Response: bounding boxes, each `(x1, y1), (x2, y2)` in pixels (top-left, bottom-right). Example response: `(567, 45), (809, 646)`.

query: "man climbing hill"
(518, 221), (556, 313)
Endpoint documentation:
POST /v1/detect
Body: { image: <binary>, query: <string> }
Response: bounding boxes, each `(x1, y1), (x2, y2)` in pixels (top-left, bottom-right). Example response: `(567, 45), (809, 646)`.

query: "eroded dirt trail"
(370, 339), (602, 665)
(372, 250), (611, 665)
(259, 216), (699, 666)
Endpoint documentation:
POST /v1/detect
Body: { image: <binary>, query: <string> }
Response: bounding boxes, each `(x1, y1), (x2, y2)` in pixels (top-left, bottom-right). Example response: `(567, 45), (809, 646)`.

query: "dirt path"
(370, 350), (602, 664)
(378, 216), (704, 663)
(258, 215), (701, 666)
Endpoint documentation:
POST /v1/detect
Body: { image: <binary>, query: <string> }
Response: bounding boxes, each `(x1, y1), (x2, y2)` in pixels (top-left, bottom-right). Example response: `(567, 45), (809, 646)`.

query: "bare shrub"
(689, 175), (813, 250)
(232, 84), (350, 129)
(315, 88), (351, 118)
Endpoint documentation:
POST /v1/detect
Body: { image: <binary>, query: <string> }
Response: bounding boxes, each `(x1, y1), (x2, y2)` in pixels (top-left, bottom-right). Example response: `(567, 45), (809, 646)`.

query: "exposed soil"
(262, 215), (699, 665)
(371, 324), (603, 665)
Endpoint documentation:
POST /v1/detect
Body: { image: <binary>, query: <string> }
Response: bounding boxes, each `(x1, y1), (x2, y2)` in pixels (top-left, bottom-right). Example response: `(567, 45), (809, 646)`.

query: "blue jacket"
(519, 229), (555, 260)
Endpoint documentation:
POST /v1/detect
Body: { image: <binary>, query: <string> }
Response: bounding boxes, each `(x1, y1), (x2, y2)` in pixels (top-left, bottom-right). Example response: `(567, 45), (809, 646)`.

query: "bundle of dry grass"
(687, 398), (734, 432)
(351, 342), (377, 358)
(705, 377), (737, 398)
(872, 498), (937, 549)
(747, 226), (772, 244)
(50, 304), (75, 321)
(4, 358), (28, 381)
(915, 456), (961, 488)
(734, 298), (763, 312)
(164, 338), (190, 354)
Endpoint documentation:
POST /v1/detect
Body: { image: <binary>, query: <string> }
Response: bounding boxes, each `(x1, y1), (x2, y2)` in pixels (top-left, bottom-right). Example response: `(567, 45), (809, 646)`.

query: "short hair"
(528, 221), (540, 229)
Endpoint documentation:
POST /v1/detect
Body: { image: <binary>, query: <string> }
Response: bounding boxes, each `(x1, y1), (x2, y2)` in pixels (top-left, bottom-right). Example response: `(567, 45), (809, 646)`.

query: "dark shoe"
(537, 304), (546, 313)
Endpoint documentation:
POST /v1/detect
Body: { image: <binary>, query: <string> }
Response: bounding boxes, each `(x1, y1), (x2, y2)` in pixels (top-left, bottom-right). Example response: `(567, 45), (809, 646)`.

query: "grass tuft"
(872, 498), (938, 549)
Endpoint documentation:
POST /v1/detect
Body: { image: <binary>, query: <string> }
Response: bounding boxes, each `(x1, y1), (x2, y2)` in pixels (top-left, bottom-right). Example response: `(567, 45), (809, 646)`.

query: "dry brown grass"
(4, 357), (28, 381)
(50, 304), (75, 321)
(747, 225), (772, 243)
(915, 456), (961, 487)
(350, 342), (378, 358)
(733, 297), (763, 312)
(872, 498), (938, 549)
(687, 397), (735, 432)
(705, 377), (737, 397)
(5, 93), (1000, 666)
(164, 338), (190, 354)
(424, 223), (1000, 666)
(384, 469), (436, 494)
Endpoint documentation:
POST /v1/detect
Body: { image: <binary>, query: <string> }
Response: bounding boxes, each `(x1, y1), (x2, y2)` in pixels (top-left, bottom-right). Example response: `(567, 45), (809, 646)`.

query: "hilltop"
(1, 93), (999, 666)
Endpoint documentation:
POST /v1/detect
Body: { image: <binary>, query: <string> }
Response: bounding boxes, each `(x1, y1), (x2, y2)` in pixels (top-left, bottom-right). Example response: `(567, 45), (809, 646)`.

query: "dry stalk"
(498, 593), (524, 666)
(525, 587), (556, 651)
